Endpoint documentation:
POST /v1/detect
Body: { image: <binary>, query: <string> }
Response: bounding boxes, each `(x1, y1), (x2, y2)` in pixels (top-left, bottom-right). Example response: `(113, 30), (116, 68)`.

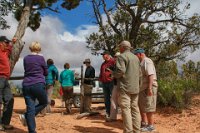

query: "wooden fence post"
(80, 65), (84, 113)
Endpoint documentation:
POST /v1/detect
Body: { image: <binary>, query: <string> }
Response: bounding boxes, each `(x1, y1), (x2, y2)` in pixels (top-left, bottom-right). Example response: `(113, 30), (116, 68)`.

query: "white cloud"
(59, 25), (98, 42)
(1, 0), (200, 81)
(0, 15), (102, 79)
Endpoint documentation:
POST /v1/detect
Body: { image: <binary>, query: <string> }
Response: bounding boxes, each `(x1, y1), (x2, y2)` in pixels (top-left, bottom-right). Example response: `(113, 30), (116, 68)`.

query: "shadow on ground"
(4, 127), (26, 133)
(73, 125), (119, 133)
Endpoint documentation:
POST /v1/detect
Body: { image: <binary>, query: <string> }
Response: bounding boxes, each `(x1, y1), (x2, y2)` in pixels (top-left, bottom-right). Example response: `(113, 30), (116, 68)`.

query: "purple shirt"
(22, 54), (48, 86)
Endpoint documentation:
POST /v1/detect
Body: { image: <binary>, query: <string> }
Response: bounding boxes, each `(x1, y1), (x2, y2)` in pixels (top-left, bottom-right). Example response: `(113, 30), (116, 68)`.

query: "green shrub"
(157, 77), (196, 109)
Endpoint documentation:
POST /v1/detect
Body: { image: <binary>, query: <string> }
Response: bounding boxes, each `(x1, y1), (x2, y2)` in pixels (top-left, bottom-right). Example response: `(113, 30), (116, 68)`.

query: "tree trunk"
(10, 0), (32, 73)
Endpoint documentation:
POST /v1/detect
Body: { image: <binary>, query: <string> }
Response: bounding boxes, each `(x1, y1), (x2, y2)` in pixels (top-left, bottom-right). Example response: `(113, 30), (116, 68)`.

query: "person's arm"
(146, 60), (155, 96)
(41, 57), (48, 76)
(23, 57), (26, 76)
(7, 37), (17, 57)
(53, 66), (59, 81)
(71, 71), (75, 85)
(91, 67), (95, 79)
(147, 75), (154, 96)
(113, 55), (125, 78)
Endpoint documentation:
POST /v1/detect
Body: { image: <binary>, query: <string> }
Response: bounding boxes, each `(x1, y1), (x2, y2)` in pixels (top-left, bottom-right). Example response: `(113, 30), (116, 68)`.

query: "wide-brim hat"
(118, 40), (133, 49)
(83, 58), (91, 64)
(0, 36), (11, 43)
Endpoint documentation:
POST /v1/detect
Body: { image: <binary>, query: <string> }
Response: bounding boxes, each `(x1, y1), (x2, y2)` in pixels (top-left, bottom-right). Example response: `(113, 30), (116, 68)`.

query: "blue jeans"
(22, 83), (47, 133)
(0, 77), (14, 125)
(102, 81), (114, 115)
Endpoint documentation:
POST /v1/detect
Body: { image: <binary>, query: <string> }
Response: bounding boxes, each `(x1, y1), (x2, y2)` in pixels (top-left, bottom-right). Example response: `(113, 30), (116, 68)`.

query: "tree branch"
(102, 0), (121, 36)
(45, 7), (60, 13)
(117, 0), (136, 20)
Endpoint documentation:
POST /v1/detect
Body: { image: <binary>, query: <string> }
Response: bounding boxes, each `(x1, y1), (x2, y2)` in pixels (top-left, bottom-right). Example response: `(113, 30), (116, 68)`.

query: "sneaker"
(105, 113), (110, 119)
(141, 121), (148, 128)
(141, 125), (155, 132)
(3, 124), (14, 130)
(0, 124), (5, 131)
(19, 114), (27, 126)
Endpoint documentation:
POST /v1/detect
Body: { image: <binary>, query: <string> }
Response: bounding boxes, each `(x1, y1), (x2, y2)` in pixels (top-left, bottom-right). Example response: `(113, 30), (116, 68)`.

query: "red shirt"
(0, 43), (12, 79)
(99, 58), (115, 83)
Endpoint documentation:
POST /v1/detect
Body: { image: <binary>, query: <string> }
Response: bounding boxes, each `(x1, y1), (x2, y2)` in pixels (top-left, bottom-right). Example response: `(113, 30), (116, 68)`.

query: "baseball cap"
(118, 40), (133, 49)
(134, 48), (145, 54)
(0, 36), (11, 43)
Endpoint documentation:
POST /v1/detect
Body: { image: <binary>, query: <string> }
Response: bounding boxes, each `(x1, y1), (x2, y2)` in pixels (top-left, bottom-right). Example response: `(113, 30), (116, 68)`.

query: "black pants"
(0, 77), (14, 125)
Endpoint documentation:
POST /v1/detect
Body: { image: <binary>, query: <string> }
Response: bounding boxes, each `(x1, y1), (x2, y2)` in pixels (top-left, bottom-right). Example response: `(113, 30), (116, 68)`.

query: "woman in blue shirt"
(44, 59), (59, 113)
(59, 63), (74, 114)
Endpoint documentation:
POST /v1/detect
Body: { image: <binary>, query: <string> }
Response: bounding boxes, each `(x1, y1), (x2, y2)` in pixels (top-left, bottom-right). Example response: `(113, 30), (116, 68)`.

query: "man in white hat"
(113, 40), (141, 133)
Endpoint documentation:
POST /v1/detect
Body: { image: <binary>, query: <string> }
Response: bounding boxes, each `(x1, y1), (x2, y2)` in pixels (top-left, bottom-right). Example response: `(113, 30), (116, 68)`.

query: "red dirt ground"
(3, 94), (200, 133)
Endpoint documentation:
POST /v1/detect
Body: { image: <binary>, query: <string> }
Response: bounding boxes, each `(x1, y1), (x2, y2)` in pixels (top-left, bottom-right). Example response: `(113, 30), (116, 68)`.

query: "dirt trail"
(3, 94), (200, 133)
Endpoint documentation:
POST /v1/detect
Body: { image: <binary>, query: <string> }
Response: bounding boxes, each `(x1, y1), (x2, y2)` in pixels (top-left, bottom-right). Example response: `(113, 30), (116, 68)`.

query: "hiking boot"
(3, 124), (14, 130)
(19, 114), (27, 126)
(141, 125), (155, 132)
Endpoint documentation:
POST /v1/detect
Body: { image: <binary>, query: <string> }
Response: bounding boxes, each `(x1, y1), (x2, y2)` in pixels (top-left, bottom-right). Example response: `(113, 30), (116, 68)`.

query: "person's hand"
(147, 89), (153, 96)
(12, 37), (17, 44)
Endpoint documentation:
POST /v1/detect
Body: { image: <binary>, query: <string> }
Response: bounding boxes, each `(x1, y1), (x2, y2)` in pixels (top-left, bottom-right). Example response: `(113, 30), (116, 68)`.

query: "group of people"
(0, 35), (158, 133)
(0, 37), (74, 133)
(80, 41), (158, 133)
(112, 41), (158, 133)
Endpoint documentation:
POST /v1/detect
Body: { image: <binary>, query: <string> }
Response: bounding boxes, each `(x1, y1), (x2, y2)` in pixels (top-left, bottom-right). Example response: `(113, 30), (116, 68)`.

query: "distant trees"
(0, 0), (14, 29)
(87, 0), (200, 64)
(1, 0), (82, 73)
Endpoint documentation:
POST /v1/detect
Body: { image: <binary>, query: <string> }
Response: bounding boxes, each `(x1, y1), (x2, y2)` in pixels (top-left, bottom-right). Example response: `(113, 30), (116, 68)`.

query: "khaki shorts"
(139, 86), (157, 113)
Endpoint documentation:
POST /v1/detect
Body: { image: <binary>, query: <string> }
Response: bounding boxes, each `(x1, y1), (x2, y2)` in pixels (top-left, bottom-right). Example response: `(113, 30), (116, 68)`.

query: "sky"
(0, 0), (200, 81)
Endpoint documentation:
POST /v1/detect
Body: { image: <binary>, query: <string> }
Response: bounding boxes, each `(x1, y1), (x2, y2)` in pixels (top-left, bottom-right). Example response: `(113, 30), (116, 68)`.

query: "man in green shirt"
(114, 40), (141, 133)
